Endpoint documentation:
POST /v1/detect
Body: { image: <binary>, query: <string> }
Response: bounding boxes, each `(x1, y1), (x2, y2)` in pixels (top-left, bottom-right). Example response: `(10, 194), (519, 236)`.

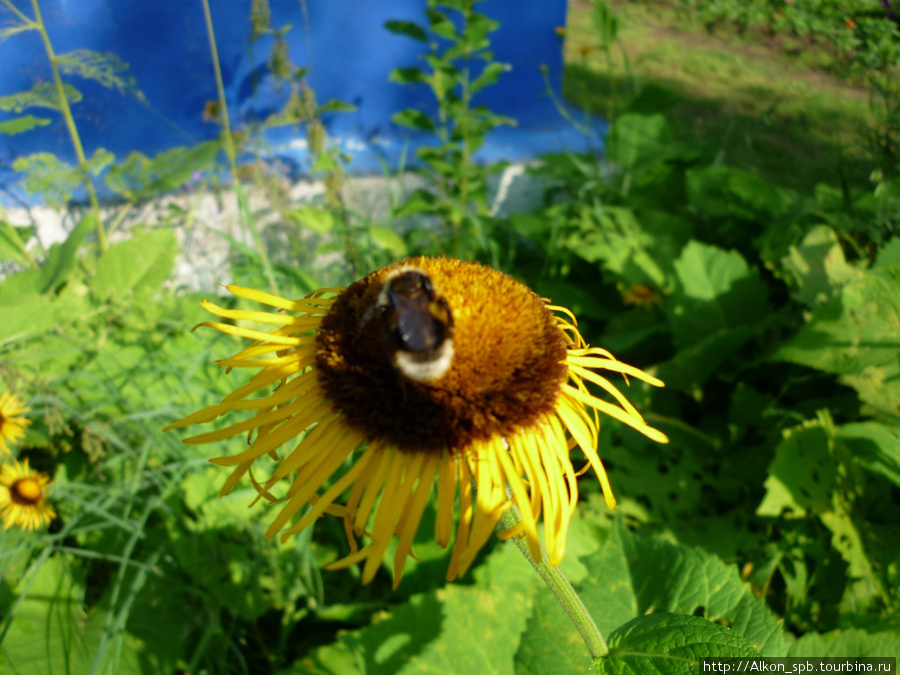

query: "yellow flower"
(0, 458), (55, 531)
(166, 258), (668, 587)
(0, 392), (31, 456)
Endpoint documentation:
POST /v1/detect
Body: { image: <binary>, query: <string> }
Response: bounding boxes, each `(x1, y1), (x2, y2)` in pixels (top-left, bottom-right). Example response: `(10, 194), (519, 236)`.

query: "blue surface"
(0, 0), (605, 201)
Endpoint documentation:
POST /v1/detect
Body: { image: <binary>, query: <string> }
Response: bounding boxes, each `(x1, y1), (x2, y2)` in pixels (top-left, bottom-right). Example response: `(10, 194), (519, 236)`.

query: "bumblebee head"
(377, 267), (455, 382)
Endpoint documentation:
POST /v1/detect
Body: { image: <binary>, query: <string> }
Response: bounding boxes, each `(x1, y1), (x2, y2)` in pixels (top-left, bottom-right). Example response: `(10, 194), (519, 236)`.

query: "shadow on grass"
(563, 63), (878, 194)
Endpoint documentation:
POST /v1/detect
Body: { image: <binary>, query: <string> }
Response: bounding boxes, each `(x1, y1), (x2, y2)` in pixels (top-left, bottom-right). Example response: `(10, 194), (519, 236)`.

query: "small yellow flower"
(0, 392), (31, 456)
(167, 258), (668, 586)
(0, 458), (56, 531)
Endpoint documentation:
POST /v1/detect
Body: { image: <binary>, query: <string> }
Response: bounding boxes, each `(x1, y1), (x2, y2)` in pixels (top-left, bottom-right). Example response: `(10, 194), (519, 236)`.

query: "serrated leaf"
(0, 81), (82, 113)
(787, 628), (900, 658)
(392, 109), (436, 132)
(597, 614), (760, 674)
(517, 519), (788, 672)
(384, 20), (428, 42)
(775, 267), (900, 419)
(0, 114), (50, 135)
(105, 141), (219, 200)
(92, 229), (178, 301)
(55, 49), (143, 99)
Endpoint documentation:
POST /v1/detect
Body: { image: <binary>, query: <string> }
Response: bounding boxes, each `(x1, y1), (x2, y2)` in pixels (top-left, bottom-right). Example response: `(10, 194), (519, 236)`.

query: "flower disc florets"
(316, 258), (568, 453)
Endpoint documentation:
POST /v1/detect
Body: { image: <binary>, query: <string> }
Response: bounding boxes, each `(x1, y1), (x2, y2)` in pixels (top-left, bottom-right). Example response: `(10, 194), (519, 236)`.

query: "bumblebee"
(373, 266), (455, 382)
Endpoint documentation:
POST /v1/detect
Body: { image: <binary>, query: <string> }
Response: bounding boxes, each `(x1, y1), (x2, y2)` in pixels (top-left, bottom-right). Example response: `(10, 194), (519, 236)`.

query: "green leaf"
(392, 109), (436, 132)
(781, 225), (864, 306)
(0, 81), (82, 113)
(757, 416), (836, 517)
(873, 238), (900, 269)
(517, 519), (788, 672)
(55, 49), (143, 99)
(0, 292), (56, 345)
(837, 421), (900, 486)
(40, 212), (97, 294)
(389, 67), (428, 86)
(384, 20), (428, 42)
(597, 614), (760, 674)
(687, 165), (792, 221)
(605, 113), (672, 171)
(316, 99), (357, 115)
(1, 555), (90, 674)
(787, 628), (900, 658)
(0, 221), (32, 265)
(105, 141), (219, 201)
(305, 544), (535, 674)
(14, 148), (114, 206)
(287, 206), (335, 234)
(92, 229), (178, 301)
(368, 226), (407, 257)
(667, 241), (769, 350)
(774, 267), (900, 419)
(425, 7), (457, 40)
(0, 114), (50, 135)
(590, 1), (620, 49)
(470, 62), (508, 94)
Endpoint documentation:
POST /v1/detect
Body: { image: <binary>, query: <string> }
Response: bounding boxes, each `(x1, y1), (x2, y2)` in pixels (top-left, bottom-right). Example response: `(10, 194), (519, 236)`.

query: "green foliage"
(387, 0), (515, 263)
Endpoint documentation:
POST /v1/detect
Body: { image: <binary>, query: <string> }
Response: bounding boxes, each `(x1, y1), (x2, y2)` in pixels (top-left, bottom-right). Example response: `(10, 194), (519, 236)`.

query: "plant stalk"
(200, 0), (279, 296)
(29, 0), (106, 251)
(499, 501), (609, 659)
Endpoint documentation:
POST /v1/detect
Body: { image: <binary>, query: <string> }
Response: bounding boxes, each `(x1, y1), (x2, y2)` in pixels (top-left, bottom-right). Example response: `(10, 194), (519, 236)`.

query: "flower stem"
(499, 504), (608, 659)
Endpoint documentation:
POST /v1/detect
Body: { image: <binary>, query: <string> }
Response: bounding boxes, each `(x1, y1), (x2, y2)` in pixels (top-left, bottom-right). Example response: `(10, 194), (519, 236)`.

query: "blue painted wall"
(0, 0), (602, 199)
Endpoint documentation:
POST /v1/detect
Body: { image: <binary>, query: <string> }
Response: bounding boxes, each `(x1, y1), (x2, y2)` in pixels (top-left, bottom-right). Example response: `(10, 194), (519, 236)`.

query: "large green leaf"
(665, 240), (769, 354)
(1, 555), (90, 674)
(758, 416), (836, 517)
(775, 267), (900, 420)
(787, 628), (900, 658)
(302, 544), (536, 674)
(515, 519), (788, 675)
(92, 229), (178, 302)
(597, 613), (760, 674)
(687, 165), (791, 221)
(605, 113), (672, 172)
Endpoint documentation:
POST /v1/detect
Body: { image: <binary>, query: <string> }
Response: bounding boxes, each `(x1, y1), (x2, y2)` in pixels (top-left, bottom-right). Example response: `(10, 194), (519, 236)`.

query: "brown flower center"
(12, 478), (43, 505)
(315, 258), (568, 453)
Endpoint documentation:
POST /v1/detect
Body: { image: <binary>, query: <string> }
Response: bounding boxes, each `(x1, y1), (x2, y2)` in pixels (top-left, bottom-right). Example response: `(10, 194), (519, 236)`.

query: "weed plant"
(0, 0), (898, 672)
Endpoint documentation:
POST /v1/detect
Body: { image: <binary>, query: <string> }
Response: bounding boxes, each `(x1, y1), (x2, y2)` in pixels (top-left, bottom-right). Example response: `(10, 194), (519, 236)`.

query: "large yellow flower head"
(167, 258), (668, 587)
(0, 457), (55, 531)
(0, 392), (31, 456)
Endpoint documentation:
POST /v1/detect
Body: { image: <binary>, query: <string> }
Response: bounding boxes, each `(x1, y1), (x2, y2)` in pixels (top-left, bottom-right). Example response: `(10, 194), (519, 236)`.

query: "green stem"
(200, 0), (279, 296)
(29, 0), (106, 251)
(499, 503), (609, 659)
